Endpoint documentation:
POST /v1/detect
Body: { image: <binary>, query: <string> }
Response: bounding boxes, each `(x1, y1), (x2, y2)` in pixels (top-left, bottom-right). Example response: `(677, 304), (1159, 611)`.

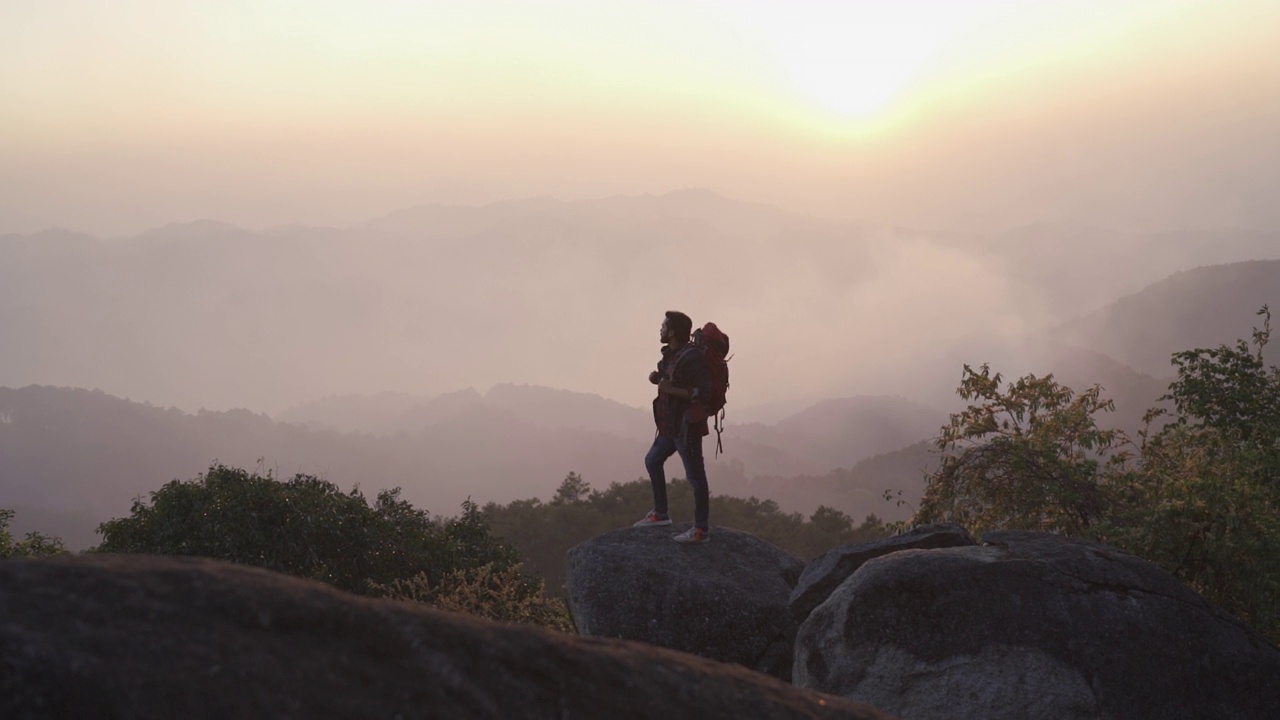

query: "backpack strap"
(667, 344), (697, 381)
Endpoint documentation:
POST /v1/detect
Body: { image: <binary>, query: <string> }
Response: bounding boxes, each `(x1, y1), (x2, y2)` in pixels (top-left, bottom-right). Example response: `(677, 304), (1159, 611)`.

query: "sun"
(785, 40), (929, 119)
(742, 2), (962, 121)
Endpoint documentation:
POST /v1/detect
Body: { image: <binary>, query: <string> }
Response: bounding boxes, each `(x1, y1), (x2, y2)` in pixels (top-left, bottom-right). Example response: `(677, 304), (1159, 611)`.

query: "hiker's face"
(660, 318), (671, 343)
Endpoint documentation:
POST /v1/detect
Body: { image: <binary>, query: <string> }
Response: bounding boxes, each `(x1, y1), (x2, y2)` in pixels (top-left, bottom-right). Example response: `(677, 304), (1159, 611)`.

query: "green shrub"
(0, 508), (67, 559)
(96, 464), (519, 597)
(374, 562), (574, 632)
(1103, 307), (1280, 636)
(915, 364), (1130, 535)
(914, 308), (1280, 641)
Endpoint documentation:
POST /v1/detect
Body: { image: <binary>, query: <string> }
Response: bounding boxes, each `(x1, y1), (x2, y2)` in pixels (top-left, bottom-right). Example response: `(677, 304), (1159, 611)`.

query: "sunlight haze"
(4, 0), (1277, 234)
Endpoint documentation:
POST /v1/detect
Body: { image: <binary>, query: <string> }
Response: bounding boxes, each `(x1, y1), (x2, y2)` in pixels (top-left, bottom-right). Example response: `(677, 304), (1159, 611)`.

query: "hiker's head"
(662, 311), (693, 344)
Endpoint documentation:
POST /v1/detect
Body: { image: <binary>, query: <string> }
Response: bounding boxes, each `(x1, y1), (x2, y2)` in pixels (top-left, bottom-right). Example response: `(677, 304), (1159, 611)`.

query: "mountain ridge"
(0, 383), (941, 551)
(1057, 259), (1280, 376)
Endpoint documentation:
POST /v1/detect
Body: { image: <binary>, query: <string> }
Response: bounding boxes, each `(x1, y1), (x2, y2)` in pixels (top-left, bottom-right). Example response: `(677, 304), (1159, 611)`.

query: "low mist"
(4, 190), (1278, 421)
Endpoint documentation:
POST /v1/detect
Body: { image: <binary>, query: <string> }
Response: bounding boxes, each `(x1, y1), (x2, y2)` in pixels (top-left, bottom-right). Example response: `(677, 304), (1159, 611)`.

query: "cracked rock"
(1, 554), (893, 720)
(789, 522), (976, 625)
(793, 531), (1280, 720)
(568, 525), (805, 681)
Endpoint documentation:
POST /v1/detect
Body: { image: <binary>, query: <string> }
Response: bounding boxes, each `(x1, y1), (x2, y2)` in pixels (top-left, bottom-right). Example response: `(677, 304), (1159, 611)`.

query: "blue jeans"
(645, 429), (709, 529)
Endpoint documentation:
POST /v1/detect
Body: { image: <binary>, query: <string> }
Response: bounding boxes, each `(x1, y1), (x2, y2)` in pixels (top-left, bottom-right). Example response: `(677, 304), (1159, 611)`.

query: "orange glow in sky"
(2, 0), (1277, 234)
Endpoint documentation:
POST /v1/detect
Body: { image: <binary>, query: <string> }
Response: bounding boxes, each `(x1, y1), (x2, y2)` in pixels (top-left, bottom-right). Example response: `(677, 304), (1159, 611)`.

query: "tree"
(95, 464), (522, 598)
(1104, 307), (1280, 636)
(0, 508), (66, 559)
(913, 308), (1280, 641)
(550, 472), (592, 505)
(1161, 306), (1280, 449)
(915, 364), (1130, 536)
(373, 562), (573, 632)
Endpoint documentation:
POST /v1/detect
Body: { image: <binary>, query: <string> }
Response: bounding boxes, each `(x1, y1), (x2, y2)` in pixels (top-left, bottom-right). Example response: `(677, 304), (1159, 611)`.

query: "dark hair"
(665, 310), (693, 342)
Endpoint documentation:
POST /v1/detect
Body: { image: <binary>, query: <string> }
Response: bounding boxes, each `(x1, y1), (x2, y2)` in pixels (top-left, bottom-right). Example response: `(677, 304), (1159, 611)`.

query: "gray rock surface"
(789, 522), (976, 623)
(0, 554), (896, 720)
(567, 524), (805, 681)
(794, 531), (1280, 720)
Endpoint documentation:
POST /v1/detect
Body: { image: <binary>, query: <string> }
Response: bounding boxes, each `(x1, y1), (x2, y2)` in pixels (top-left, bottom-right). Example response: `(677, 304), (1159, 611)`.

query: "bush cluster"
(0, 508), (66, 559)
(916, 307), (1280, 641)
(94, 464), (567, 629)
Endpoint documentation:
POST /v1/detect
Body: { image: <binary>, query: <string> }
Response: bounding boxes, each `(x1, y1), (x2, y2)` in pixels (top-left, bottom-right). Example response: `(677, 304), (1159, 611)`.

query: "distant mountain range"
(0, 384), (944, 550)
(984, 224), (1280, 320)
(1057, 259), (1280, 377)
(0, 190), (880, 414)
(3, 191), (1277, 552)
(6, 190), (1272, 416)
(281, 387), (943, 476)
(279, 384), (654, 439)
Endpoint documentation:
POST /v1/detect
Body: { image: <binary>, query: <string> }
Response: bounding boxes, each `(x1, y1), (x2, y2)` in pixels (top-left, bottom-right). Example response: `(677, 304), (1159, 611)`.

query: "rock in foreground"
(567, 524), (805, 681)
(794, 531), (1280, 720)
(0, 554), (893, 720)
(789, 522), (976, 624)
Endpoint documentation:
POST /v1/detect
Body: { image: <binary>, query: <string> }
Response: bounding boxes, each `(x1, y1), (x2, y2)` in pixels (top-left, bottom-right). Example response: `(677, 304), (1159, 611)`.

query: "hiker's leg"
(675, 431), (709, 530)
(645, 435), (677, 516)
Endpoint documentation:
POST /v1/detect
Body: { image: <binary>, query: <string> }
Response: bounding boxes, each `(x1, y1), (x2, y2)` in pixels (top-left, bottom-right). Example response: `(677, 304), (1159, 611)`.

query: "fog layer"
(2, 191), (1276, 415)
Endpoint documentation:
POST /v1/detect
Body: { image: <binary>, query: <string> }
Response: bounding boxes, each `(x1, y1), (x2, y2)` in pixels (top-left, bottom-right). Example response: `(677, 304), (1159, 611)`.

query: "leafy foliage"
(0, 508), (67, 559)
(1104, 306), (1280, 636)
(916, 365), (1130, 535)
(1161, 306), (1280, 446)
(373, 562), (573, 632)
(485, 472), (886, 597)
(93, 464), (550, 617)
(914, 308), (1280, 641)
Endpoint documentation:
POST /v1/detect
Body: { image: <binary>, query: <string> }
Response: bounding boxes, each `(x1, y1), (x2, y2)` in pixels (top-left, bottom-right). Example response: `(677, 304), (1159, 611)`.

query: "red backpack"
(691, 322), (731, 455)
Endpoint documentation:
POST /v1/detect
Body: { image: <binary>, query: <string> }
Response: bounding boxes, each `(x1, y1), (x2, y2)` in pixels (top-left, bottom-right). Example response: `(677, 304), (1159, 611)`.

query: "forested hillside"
(0, 385), (932, 549)
(984, 224), (1280, 319)
(1058, 259), (1280, 376)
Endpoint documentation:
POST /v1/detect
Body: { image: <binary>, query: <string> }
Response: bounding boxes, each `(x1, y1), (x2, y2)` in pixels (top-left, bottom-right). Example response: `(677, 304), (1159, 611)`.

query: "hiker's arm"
(657, 378), (691, 399)
(650, 353), (668, 385)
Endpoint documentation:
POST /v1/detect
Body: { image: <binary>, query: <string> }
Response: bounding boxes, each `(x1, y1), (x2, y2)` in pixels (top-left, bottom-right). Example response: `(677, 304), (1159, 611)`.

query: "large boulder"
(789, 522), (976, 623)
(794, 530), (1280, 720)
(567, 524), (805, 681)
(0, 554), (895, 720)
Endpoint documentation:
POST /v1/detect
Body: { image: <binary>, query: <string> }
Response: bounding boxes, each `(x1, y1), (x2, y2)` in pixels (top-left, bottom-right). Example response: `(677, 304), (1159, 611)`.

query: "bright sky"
(2, 0), (1278, 234)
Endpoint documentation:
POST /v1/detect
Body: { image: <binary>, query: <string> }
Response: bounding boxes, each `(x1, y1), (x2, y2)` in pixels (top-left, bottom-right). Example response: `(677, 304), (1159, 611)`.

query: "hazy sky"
(3, 0), (1278, 236)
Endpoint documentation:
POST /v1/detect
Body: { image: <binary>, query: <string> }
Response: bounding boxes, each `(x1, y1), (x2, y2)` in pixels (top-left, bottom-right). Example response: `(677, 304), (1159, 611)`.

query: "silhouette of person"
(634, 310), (712, 542)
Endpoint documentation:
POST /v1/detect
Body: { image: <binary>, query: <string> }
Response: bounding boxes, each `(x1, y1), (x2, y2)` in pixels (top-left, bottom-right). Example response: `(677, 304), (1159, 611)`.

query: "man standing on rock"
(634, 310), (713, 543)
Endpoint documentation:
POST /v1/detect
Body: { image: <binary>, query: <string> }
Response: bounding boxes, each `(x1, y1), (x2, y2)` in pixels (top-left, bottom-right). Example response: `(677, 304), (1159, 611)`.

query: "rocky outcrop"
(567, 524), (805, 681)
(794, 530), (1280, 720)
(789, 522), (976, 623)
(0, 554), (894, 720)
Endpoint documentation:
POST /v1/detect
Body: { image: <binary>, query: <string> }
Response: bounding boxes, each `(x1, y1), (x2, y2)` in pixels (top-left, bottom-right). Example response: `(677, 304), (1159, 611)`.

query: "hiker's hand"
(649, 371), (661, 384)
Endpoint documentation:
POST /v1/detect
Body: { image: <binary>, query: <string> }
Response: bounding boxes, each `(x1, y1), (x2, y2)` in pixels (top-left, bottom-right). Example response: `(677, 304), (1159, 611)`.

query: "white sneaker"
(633, 511), (672, 527)
(673, 527), (710, 543)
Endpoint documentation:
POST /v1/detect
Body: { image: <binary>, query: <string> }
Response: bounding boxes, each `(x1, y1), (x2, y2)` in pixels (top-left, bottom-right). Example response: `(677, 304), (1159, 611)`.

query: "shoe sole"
(633, 520), (673, 527)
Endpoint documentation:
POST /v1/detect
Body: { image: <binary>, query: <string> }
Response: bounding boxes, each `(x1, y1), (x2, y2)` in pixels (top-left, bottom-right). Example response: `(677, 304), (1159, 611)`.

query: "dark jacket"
(651, 342), (712, 438)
